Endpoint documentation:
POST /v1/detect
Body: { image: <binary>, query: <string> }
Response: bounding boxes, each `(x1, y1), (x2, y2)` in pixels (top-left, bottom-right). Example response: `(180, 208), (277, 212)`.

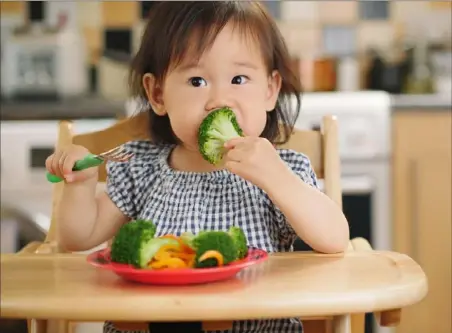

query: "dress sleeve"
(105, 140), (163, 219)
(106, 158), (137, 219)
(272, 150), (320, 245)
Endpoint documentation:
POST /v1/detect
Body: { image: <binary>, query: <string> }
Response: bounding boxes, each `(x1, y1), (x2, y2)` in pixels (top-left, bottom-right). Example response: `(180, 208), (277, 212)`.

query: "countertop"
(0, 96), (127, 121)
(0, 93), (450, 122)
(391, 94), (452, 110)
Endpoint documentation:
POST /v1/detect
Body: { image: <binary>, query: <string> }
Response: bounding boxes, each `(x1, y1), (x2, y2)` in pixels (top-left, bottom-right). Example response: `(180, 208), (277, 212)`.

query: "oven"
(0, 119), (116, 241)
(1, 119), (116, 193)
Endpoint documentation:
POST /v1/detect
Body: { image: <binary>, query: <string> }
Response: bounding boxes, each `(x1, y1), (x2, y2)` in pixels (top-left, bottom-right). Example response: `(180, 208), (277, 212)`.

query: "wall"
(1, 1), (451, 94)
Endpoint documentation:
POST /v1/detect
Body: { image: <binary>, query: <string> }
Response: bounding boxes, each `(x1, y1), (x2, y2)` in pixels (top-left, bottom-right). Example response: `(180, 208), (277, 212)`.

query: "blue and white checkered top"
(103, 140), (319, 333)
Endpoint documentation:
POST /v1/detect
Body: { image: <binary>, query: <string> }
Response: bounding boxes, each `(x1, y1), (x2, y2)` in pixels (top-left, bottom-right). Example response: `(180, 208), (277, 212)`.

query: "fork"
(46, 146), (134, 183)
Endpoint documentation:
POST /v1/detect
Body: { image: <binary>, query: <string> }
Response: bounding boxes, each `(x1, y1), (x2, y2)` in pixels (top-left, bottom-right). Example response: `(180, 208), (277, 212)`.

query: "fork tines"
(100, 146), (134, 162)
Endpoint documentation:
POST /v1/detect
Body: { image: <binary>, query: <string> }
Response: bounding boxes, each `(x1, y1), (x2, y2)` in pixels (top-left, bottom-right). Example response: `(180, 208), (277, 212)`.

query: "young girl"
(46, 2), (349, 333)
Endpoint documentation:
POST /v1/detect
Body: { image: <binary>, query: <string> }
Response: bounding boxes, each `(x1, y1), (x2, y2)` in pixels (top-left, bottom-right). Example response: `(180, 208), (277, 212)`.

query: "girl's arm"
(57, 178), (129, 252)
(224, 137), (349, 254)
(265, 169), (350, 254)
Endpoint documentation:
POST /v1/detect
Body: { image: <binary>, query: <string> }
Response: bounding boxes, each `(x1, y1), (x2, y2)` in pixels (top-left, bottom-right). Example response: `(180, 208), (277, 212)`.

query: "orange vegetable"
(143, 234), (228, 270)
(147, 236), (197, 270)
(198, 250), (224, 267)
(154, 244), (180, 261)
(187, 256), (196, 268)
(149, 257), (187, 269)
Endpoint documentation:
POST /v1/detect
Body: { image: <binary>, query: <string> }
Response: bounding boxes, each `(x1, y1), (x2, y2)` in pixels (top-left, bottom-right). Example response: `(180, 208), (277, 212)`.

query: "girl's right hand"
(45, 145), (98, 183)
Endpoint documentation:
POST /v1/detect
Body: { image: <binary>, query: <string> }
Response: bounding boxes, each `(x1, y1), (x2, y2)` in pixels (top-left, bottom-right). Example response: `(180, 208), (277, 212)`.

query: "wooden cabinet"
(392, 110), (451, 333)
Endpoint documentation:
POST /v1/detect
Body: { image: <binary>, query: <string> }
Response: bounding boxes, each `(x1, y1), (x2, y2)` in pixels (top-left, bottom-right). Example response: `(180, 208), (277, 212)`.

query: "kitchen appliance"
(1, 24), (88, 100)
(292, 91), (393, 333)
(0, 118), (117, 233)
(1, 119), (117, 193)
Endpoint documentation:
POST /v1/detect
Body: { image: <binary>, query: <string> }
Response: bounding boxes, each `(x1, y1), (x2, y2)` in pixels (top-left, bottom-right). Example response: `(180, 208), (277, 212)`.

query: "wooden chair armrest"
(350, 237), (373, 252)
(350, 237), (402, 327)
(17, 241), (42, 255)
(35, 241), (60, 254)
(17, 241), (61, 255)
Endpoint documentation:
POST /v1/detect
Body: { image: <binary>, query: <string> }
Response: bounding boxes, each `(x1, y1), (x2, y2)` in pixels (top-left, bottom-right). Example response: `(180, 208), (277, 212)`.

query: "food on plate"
(181, 228), (246, 268)
(110, 219), (157, 268)
(109, 219), (248, 270)
(198, 107), (243, 165)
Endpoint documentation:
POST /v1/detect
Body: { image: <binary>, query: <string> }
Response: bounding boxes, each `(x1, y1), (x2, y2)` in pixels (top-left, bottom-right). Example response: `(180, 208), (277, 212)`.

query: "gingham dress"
(103, 140), (319, 333)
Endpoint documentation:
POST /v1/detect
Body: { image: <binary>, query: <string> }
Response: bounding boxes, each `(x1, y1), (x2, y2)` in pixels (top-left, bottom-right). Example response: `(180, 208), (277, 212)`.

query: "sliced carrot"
(149, 257), (187, 269)
(175, 252), (195, 260)
(198, 250), (224, 267)
(154, 244), (181, 261)
(187, 256), (196, 268)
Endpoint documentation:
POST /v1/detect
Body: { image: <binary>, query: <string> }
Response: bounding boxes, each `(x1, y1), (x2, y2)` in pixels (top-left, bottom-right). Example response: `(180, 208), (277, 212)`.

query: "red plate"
(87, 248), (268, 285)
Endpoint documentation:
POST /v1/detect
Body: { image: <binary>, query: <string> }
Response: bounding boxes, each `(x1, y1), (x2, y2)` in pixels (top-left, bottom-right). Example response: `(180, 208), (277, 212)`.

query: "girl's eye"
(231, 75), (249, 85)
(189, 77), (207, 87)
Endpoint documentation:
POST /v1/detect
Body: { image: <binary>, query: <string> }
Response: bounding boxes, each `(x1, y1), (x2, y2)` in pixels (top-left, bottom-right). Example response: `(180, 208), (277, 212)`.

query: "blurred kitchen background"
(0, 1), (450, 333)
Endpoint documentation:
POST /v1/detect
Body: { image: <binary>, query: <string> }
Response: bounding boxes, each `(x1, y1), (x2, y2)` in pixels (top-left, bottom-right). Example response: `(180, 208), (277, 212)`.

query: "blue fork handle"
(46, 154), (104, 183)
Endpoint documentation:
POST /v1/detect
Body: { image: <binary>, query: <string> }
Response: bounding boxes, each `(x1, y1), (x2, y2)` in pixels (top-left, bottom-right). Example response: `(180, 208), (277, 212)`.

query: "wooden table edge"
(0, 250), (428, 322)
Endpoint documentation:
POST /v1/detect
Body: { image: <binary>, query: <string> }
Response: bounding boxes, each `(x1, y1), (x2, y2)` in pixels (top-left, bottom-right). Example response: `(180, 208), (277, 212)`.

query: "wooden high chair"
(20, 112), (397, 333)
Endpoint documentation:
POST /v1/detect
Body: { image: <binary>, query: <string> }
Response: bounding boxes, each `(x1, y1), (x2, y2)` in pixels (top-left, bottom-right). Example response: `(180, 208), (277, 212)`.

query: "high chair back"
(37, 112), (371, 333)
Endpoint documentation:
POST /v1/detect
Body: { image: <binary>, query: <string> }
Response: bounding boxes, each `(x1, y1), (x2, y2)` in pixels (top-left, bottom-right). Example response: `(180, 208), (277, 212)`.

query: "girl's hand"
(223, 137), (290, 191)
(45, 144), (98, 183)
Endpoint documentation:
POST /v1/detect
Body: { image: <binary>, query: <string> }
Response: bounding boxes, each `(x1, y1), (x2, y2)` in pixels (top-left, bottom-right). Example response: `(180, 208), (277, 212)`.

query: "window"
(261, 1), (281, 20)
(359, 1), (390, 20)
(322, 25), (356, 56)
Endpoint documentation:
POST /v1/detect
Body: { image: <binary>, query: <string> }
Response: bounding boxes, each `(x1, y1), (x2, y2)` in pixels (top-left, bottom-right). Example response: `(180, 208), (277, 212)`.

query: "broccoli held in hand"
(198, 107), (243, 165)
(182, 227), (248, 268)
(110, 219), (178, 268)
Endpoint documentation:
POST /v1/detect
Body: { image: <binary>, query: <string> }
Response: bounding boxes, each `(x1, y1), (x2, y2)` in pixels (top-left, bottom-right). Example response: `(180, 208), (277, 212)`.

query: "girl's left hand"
(223, 136), (290, 191)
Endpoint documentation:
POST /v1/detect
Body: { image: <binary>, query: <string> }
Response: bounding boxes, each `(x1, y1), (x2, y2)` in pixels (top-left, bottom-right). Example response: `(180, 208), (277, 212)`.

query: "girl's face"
(144, 22), (282, 152)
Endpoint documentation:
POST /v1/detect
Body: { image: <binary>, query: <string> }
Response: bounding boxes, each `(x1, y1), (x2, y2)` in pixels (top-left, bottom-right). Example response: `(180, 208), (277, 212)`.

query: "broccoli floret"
(110, 219), (158, 268)
(198, 107), (243, 165)
(192, 231), (238, 268)
(228, 226), (248, 259)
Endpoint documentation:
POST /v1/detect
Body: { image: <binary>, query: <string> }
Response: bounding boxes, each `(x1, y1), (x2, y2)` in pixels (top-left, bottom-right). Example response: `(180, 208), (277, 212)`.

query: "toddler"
(46, 2), (349, 333)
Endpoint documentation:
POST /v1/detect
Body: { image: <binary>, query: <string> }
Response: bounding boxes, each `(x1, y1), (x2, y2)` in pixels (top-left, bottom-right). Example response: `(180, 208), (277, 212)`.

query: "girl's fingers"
(62, 154), (77, 175)
(224, 136), (247, 149)
(224, 144), (249, 162)
(52, 152), (64, 178)
(45, 155), (54, 174)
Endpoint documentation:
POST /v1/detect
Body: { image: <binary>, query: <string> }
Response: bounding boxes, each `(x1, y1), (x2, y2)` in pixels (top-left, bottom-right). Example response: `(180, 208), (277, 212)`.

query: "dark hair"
(129, 1), (301, 145)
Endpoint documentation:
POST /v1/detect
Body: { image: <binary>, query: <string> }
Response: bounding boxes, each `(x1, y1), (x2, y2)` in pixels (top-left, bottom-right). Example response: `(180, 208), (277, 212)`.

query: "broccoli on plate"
(110, 221), (249, 269)
(198, 107), (243, 165)
(110, 219), (178, 268)
(228, 226), (248, 260)
(181, 227), (248, 268)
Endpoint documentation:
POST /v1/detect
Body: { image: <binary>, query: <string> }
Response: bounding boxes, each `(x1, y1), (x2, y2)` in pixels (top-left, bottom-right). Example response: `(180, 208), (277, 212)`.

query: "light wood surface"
(1, 251), (427, 322)
(392, 111), (451, 333)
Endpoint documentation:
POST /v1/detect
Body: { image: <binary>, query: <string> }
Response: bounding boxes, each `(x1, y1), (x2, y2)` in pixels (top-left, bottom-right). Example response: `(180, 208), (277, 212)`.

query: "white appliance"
(1, 119), (117, 233)
(1, 25), (88, 99)
(293, 91), (392, 333)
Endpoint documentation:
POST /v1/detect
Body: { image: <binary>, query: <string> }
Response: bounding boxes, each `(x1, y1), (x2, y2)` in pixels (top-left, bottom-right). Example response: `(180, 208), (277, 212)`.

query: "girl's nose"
(204, 88), (231, 112)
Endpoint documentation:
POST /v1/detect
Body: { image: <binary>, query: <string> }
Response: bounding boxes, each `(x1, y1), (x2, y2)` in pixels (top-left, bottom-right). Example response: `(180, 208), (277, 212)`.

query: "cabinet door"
(399, 156), (451, 333)
(393, 112), (451, 333)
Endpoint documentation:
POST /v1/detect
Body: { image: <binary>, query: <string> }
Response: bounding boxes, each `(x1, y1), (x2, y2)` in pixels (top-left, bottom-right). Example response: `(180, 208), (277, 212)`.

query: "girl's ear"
(143, 73), (166, 116)
(265, 70), (282, 112)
